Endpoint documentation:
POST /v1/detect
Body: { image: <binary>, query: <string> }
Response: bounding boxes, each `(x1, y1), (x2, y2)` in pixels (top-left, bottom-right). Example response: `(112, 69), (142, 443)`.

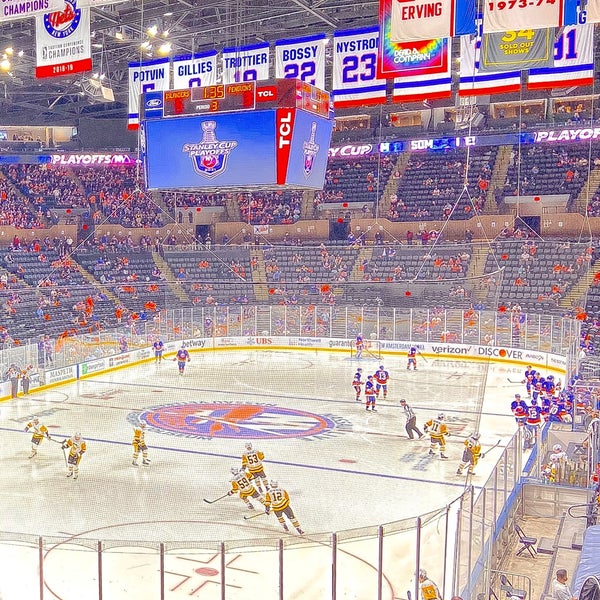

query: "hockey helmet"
(379, 365), (385, 370)
(400, 399), (407, 404)
(552, 444), (562, 453)
(357, 368), (362, 372)
(419, 569), (428, 580)
(74, 432), (82, 441)
(32, 416), (39, 424)
(515, 394), (521, 398)
(471, 432), (481, 440)
(438, 413), (445, 420)
(270, 480), (278, 489)
(231, 466), (239, 475)
(245, 442), (253, 451)
(139, 421), (146, 428)
(531, 398), (538, 405)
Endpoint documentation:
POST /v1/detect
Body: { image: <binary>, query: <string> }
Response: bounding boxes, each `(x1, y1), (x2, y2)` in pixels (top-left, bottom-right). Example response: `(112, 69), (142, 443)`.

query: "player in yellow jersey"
(424, 413), (449, 459)
(241, 442), (269, 493)
(227, 467), (266, 510)
(419, 569), (442, 600)
(62, 432), (87, 479)
(456, 432), (482, 476)
(24, 416), (50, 458)
(132, 421), (150, 466)
(264, 480), (304, 535)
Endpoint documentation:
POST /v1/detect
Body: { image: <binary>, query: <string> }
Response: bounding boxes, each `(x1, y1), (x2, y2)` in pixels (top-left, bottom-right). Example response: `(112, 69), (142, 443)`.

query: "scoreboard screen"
(141, 108), (333, 190)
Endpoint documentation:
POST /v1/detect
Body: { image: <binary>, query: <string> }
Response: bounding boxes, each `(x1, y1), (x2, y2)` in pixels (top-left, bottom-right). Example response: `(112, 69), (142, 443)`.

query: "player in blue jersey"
(173, 345), (190, 375)
(364, 375), (377, 411)
(524, 399), (543, 449)
(153, 339), (164, 364)
(407, 347), (417, 370)
(352, 368), (363, 402)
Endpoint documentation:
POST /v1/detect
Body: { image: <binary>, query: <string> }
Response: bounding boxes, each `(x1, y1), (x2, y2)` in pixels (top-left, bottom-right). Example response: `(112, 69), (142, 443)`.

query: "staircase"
(485, 145), (512, 214)
(350, 246), (374, 281)
(75, 262), (118, 303)
(250, 248), (269, 301)
(151, 253), (190, 303)
(558, 263), (600, 309)
(377, 151), (412, 215)
(224, 194), (242, 221)
(468, 245), (492, 303)
(301, 190), (316, 220)
(572, 167), (600, 214)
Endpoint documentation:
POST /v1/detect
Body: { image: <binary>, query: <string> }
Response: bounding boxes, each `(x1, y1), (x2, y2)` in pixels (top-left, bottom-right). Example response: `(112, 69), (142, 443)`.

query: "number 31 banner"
(483, 0), (578, 33)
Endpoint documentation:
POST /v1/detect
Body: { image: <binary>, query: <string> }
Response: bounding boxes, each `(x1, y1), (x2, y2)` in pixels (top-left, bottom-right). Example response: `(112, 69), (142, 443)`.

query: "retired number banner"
(172, 50), (218, 90)
(222, 42), (270, 85)
(128, 58), (170, 130)
(483, 0), (578, 33)
(275, 34), (327, 90)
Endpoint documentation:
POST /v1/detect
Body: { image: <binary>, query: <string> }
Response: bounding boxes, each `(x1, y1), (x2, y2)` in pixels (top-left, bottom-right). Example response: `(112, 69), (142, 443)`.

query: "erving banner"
(35, 0), (92, 78)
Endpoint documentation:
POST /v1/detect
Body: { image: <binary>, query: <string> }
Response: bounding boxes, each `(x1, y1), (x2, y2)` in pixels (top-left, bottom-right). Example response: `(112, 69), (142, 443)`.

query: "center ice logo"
(182, 121), (238, 179)
(131, 402), (335, 439)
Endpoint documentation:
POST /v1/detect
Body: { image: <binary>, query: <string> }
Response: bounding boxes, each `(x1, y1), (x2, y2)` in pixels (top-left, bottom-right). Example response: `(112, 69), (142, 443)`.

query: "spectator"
(552, 569), (576, 600)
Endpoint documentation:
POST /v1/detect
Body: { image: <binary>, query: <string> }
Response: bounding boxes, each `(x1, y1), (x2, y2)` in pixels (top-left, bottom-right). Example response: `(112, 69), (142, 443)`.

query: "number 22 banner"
(483, 0), (578, 33)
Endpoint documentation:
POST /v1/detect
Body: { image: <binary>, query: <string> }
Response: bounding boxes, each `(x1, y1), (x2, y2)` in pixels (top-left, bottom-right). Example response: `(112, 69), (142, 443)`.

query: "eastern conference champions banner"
(172, 50), (218, 89)
(275, 34), (327, 91)
(142, 109), (333, 189)
(35, 0), (92, 78)
(221, 42), (270, 84)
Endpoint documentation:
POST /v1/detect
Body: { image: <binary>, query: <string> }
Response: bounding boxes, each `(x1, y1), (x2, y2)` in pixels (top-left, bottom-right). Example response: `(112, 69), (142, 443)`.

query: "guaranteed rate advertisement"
(143, 110), (277, 189)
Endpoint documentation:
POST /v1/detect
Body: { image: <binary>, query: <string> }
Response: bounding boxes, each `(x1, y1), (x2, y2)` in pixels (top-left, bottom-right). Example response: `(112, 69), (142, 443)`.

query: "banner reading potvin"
(35, 0), (92, 78)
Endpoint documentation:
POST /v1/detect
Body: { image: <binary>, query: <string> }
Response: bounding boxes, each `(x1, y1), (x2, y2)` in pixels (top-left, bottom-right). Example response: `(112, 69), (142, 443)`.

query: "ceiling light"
(140, 41), (151, 50)
(146, 25), (158, 37)
(5, 47), (14, 55)
(92, 43), (103, 49)
(157, 42), (172, 55)
(115, 31), (124, 40)
(163, 11), (173, 16)
(17, 50), (24, 57)
(0, 59), (11, 71)
(162, 29), (170, 38)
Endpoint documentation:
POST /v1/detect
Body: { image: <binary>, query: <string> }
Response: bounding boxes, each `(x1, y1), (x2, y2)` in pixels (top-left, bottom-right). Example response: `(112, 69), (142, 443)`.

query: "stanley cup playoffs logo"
(303, 122), (320, 178)
(182, 121), (238, 179)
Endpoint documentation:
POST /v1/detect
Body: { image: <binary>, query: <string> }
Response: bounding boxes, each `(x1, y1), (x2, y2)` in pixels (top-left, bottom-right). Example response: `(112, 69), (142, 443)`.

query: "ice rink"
(0, 349), (542, 599)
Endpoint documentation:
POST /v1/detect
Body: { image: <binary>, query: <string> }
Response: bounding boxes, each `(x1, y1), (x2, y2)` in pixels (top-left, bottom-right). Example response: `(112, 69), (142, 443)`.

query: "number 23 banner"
(483, 0), (578, 33)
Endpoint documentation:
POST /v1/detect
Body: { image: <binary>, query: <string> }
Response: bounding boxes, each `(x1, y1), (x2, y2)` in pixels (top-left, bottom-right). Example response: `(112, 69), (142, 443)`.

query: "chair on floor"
(500, 574), (527, 600)
(515, 524), (538, 557)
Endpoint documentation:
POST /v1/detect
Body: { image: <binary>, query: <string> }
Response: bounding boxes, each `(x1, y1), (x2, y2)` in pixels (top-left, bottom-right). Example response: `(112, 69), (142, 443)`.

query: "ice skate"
(282, 524), (289, 532)
(28, 450), (37, 459)
(428, 450), (434, 456)
(296, 528), (304, 535)
(440, 454), (448, 460)
(73, 473), (78, 480)
(456, 469), (463, 475)
(66, 471), (73, 478)
(132, 460), (138, 466)
(142, 459), (151, 466)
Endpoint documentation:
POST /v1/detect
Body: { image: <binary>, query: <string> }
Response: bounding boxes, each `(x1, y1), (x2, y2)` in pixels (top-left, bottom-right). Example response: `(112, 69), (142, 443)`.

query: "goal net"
(350, 339), (382, 360)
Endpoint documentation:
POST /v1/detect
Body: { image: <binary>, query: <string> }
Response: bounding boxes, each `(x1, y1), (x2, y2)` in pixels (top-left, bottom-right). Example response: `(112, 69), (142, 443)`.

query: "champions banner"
(479, 28), (555, 72)
(35, 0), (92, 78)
(483, 0), (578, 33)
(332, 27), (387, 108)
(528, 24), (594, 89)
(459, 28), (521, 95)
(392, 57), (452, 101)
(2, 0), (64, 22)
(385, 0), (476, 42)
(275, 34), (327, 90)
(221, 42), (270, 85)
(172, 51), (218, 89)
(128, 58), (170, 130)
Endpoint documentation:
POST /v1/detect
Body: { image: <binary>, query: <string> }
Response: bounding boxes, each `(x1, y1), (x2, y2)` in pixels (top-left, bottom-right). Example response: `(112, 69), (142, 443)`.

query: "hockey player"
(132, 421), (150, 466)
(264, 480), (304, 535)
(364, 375), (377, 411)
(227, 467), (266, 510)
(399, 399), (424, 440)
(173, 345), (190, 375)
(62, 432), (86, 479)
(25, 416), (50, 458)
(374, 365), (390, 399)
(511, 394), (528, 427)
(419, 569), (442, 600)
(456, 432), (483, 476)
(352, 368), (363, 402)
(424, 413), (448, 459)
(407, 347), (418, 371)
(153, 339), (164, 364)
(524, 398), (543, 450)
(241, 442), (269, 493)
(355, 333), (364, 359)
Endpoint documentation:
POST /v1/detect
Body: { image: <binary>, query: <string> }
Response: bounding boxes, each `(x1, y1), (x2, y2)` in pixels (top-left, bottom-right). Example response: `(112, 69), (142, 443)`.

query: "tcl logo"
(278, 111), (293, 149)
(257, 86), (277, 101)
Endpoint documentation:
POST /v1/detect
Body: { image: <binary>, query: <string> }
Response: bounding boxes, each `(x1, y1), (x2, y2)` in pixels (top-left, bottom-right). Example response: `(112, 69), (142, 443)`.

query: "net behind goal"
(351, 339), (382, 360)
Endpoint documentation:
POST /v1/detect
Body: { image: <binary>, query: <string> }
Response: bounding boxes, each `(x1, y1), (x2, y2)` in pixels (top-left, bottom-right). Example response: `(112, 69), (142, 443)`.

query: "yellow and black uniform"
(264, 482), (304, 535)
(456, 433), (482, 476)
(228, 468), (265, 510)
(132, 423), (150, 466)
(424, 414), (449, 459)
(419, 570), (442, 600)
(241, 443), (269, 492)
(25, 418), (50, 458)
(62, 434), (86, 479)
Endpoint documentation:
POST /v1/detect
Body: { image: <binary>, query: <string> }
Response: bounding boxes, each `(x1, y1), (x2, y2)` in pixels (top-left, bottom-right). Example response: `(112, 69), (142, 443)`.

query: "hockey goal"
(350, 339), (382, 360)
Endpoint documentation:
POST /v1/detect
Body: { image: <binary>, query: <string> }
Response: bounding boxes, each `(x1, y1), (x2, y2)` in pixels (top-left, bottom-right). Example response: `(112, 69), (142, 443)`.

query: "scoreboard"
(140, 79), (333, 191)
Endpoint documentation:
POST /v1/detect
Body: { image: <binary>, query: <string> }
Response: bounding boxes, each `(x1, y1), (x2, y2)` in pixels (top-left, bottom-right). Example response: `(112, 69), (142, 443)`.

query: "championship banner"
(392, 57), (451, 102)
(128, 58), (170, 130)
(384, 0), (476, 42)
(275, 34), (327, 90)
(479, 28), (555, 71)
(2, 0), (64, 22)
(528, 24), (594, 89)
(35, 0), (92, 79)
(377, 34), (450, 79)
(332, 27), (387, 108)
(459, 31), (521, 95)
(221, 42), (270, 85)
(483, 0), (578, 33)
(172, 51), (218, 89)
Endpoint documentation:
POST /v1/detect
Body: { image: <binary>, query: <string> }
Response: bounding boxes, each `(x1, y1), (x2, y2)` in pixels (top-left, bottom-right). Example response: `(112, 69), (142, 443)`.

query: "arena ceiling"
(0, 0), (379, 126)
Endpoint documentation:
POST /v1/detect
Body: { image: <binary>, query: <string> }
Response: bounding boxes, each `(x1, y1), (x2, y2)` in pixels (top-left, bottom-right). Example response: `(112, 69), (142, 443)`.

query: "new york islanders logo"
(302, 122), (320, 178)
(182, 121), (238, 179)
(129, 402), (335, 440)
(44, 0), (81, 39)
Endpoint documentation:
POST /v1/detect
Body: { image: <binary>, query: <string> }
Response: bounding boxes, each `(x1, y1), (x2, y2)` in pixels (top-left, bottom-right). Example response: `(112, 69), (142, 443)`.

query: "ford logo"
(146, 99), (162, 108)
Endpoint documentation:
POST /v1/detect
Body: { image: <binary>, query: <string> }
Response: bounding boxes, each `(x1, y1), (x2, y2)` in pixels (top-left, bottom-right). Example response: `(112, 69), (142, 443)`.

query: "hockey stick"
(407, 590), (412, 600)
(243, 511), (268, 521)
(507, 378), (524, 384)
(417, 350), (429, 364)
(203, 493), (230, 504)
(481, 439), (502, 458)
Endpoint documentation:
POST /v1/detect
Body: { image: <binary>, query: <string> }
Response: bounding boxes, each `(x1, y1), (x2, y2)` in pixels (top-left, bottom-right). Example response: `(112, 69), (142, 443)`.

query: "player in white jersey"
(424, 413), (449, 459)
(24, 416), (51, 458)
(264, 480), (304, 535)
(132, 421), (150, 466)
(241, 442), (269, 493)
(227, 467), (266, 510)
(62, 432), (87, 479)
